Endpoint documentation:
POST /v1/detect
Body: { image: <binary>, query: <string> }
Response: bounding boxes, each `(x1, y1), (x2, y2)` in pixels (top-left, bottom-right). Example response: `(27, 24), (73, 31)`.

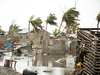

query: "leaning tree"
(30, 17), (43, 40)
(8, 20), (20, 41)
(59, 7), (80, 35)
(44, 13), (57, 39)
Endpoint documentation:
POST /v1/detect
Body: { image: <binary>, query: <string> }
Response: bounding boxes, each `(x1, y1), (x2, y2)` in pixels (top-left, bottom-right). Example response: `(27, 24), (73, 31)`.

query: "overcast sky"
(0, 0), (100, 33)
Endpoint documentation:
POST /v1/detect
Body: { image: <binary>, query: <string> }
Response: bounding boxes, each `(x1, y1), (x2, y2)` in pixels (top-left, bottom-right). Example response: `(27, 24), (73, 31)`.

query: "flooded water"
(0, 52), (75, 75)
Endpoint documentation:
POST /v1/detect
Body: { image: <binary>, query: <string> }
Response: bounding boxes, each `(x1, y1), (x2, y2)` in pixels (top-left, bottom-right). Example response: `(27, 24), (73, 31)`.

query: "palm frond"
(53, 28), (59, 36)
(62, 7), (80, 34)
(46, 13), (57, 26)
(29, 15), (34, 21)
(30, 17), (43, 33)
(96, 12), (100, 21)
(8, 21), (20, 35)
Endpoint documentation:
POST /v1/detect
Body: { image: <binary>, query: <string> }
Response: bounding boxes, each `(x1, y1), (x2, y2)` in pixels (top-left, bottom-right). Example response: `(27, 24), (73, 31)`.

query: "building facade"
(13, 28), (50, 45)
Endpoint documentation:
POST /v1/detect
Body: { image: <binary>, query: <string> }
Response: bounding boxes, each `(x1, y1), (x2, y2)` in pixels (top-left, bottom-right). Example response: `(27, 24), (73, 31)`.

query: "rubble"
(0, 66), (22, 75)
(73, 28), (100, 75)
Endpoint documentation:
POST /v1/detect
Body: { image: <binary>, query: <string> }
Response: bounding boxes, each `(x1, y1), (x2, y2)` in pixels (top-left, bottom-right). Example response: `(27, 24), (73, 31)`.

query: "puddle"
(0, 53), (75, 75)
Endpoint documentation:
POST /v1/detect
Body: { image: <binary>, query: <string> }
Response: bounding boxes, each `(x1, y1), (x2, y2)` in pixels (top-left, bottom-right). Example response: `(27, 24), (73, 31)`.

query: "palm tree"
(8, 21), (20, 40)
(28, 15), (34, 42)
(59, 7), (79, 35)
(30, 17), (43, 40)
(71, 23), (80, 34)
(8, 21), (20, 43)
(44, 13), (57, 39)
(65, 22), (79, 34)
(58, 17), (64, 31)
(96, 12), (100, 32)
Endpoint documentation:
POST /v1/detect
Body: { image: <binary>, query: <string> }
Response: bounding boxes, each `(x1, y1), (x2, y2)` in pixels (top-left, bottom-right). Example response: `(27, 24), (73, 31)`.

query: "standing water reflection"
(0, 53), (75, 75)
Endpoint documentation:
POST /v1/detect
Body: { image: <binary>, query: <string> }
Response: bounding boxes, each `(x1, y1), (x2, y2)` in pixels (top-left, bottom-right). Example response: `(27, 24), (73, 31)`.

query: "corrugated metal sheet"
(18, 28), (33, 33)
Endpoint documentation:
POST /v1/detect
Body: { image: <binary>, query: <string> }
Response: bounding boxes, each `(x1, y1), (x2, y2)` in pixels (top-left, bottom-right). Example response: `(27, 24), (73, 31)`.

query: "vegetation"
(28, 15), (43, 45)
(59, 7), (80, 35)
(65, 22), (80, 34)
(30, 17), (43, 39)
(96, 12), (100, 31)
(53, 28), (60, 36)
(44, 13), (57, 39)
(7, 7), (80, 42)
(8, 20), (20, 35)
(28, 15), (35, 42)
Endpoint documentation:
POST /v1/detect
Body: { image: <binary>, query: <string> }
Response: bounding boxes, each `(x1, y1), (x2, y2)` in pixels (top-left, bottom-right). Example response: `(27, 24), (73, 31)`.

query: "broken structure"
(74, 28), (100, 75)
(43, 39), (66, 55)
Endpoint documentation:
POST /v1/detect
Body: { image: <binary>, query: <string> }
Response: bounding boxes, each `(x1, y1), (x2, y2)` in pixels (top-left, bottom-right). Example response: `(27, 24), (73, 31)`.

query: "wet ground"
(0, 52), (75, 75)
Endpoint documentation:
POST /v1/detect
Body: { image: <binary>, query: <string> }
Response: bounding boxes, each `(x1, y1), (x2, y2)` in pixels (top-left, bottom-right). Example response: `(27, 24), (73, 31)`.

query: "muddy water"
(0, 53), (74, 75)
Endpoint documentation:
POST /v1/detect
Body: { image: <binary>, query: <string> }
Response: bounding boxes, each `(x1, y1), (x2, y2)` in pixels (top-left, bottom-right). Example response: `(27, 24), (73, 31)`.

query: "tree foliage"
(62, 7), (80, 34)
(63, 7), (79, 25)
(96, 12), (100, 21)
(65, 22), (79, 34)
(8, 20), (20, 35)
(53, 28), (60, 36)
(30, 17), (43, 33)
(96, 12), (100, 30)
(45, 13), (57, 26)
(44, 13), (58, 39)
(29, 15), (35, 22)
(29, 15), (43, 41)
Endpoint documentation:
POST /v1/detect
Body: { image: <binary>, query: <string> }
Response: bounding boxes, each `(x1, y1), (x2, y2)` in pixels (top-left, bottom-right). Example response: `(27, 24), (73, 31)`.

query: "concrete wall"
(17, 33), (33, 44)
(43, 39), (66, 55)
(35, 29), (50, 44)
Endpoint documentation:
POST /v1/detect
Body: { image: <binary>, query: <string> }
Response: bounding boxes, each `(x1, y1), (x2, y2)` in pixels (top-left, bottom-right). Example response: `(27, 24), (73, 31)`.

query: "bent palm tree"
(8, 21), (20, 35)
(59, 7), (80, 35)
(71, 23), (80, 34)
(28, 15), (34, 42)
(44, 13), (57, 39)
(8, 21), (20, 41)
(96, 12), (100, 32)
(65, 22), (79, 34)
(30, 17), (43, 40)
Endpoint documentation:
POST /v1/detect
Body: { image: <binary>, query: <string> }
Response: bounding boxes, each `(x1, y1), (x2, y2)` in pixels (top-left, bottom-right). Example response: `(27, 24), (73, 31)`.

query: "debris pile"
(73, 28), (100, 75)
(0, 66), (22, 75)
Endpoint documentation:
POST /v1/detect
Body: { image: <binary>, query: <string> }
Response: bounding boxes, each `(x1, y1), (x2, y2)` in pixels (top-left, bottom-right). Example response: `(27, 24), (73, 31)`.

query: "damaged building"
(72, 28), (100, 75)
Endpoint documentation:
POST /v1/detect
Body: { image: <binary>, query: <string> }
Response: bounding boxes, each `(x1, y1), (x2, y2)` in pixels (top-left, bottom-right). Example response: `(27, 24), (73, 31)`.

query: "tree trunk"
(58, 20), (63, 31)
(12, 31), (14, 42)
(97, 21), (99, 32)
(28, 21), (32, 42)
(35, 29), (36, 40)
(33, 26), (36, 42)
(44, 22), (48, 39)
(66, 25), (70, 38)
(62, 25), (66, 32)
